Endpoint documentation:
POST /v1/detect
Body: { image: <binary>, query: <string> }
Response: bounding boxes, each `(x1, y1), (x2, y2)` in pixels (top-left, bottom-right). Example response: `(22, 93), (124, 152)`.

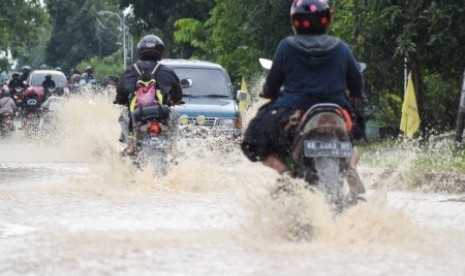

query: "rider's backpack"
(130, 63), (163, 111)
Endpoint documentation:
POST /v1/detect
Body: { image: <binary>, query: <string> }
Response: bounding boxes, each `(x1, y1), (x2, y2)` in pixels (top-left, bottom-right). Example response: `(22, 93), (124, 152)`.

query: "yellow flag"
(238, 77), (249, 113)
(400, 73), (421, 138)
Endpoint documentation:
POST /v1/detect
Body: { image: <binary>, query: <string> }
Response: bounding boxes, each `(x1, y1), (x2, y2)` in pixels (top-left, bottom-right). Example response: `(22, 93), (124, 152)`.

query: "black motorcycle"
(131, 105), (177, 176)
(259, 58), (366, 214)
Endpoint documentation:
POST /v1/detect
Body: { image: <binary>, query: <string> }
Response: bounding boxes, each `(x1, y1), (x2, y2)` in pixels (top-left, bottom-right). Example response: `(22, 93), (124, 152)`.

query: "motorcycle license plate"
(304, 140), (352, 158)
(141, 138), (167, 149)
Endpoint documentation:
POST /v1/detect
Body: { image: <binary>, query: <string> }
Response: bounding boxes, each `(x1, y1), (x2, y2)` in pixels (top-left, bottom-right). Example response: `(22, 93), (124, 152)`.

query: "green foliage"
(119, 0), (214, 58)
(76, 49), (123, 81)
(44, 0), (119, 72)
(207, 0), (291, 81)
(421, 72), (461, 132)
(371, 92), (403, 127)
(0, 0), (49, 72)
(173, 18), (210, 59)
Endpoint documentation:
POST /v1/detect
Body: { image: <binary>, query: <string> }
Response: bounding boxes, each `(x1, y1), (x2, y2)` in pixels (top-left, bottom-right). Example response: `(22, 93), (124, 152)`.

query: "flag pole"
(404, 57), (408, 92)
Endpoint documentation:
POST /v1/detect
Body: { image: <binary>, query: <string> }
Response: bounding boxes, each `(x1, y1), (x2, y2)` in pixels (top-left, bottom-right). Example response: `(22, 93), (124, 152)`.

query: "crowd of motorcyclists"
(0, 63), (117, 138)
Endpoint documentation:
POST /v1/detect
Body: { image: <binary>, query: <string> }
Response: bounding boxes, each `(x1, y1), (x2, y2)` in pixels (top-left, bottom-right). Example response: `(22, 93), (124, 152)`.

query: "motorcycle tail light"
(149, 121), (160, 135)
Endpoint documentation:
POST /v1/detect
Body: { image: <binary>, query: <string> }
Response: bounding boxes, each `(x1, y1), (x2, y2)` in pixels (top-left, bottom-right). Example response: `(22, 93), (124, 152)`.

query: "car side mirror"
(180, 78), (192, 89)
(236, 90), (248, 101)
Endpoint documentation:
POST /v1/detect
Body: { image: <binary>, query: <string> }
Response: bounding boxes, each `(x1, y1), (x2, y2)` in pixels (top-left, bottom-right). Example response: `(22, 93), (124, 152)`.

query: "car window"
(173, 68), (232, 98)
(30, 73), (67, 87)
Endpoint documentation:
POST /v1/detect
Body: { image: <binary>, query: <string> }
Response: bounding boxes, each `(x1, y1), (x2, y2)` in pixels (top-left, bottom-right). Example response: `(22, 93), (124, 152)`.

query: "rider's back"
(265, 34), (363, 110)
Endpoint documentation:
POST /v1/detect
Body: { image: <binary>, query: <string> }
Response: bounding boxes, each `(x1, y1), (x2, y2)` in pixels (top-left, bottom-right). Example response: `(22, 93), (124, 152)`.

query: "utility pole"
(98, 10), (128, 69)
(455, 69), (465, 142)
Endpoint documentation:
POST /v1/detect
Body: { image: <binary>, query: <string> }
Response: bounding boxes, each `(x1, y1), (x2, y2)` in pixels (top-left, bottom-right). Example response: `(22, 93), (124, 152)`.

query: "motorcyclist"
(0, 86), (16, 115)
(69, 73), (82, 93)
(19, 65), (31, 83)
(8, 72), (24, 91)
(241, 0), (365, 193)
(115, 34), (183, 156)
(42, 73), (56, 100)
(20, 87), (42, 129)
(42, 87), (65, 110)
(82, 66), (95, 84)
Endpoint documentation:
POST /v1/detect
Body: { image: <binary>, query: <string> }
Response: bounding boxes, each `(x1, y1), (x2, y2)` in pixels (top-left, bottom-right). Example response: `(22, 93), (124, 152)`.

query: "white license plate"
(140, 138), (167, 149)
(304, 140), (352, 158)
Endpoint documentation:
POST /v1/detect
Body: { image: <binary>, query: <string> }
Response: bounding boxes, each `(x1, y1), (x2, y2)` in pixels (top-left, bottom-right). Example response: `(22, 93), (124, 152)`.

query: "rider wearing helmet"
(82, 66), (95, 84)
(42, 72), (56, 100)
(241, 0), (365, 193)
(20, 65), (31, 82)
(20, 87), (42, 129)
(115, 34), (183, 156)
(8, 71), (23, 91)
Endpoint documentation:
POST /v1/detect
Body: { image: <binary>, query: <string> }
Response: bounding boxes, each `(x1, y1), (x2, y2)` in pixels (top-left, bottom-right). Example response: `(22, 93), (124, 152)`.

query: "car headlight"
(196, 115), (206, 126)
(179, 114), (189, 125)
(216, 118), (241, 130)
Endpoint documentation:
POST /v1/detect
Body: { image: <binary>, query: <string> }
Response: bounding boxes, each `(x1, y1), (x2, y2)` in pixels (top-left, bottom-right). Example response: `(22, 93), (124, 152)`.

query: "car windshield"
(173, 68), (232, 98)
(30, 72), (67, 87)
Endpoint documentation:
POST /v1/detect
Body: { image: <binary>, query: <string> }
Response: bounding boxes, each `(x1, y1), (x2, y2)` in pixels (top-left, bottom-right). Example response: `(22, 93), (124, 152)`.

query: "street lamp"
(98, 10), (127, 69)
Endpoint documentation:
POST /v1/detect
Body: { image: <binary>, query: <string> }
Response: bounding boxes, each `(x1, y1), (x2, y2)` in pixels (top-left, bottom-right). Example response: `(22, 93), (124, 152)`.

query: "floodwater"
(1, 93), (465, 275)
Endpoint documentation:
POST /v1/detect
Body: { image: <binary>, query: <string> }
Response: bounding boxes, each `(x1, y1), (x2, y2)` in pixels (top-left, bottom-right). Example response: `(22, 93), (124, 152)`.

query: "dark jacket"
(22, 95), (41, 115)
(8, 79), (24, 91)
(115, 60), (182, 106)
(264, 34), (364, 110)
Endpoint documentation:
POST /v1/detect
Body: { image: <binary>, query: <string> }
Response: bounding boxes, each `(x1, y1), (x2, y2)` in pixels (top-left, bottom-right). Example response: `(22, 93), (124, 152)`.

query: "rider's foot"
(118, 132), (125, 143)
(344, 167), (366, 194)
(122, 138), (136, 156)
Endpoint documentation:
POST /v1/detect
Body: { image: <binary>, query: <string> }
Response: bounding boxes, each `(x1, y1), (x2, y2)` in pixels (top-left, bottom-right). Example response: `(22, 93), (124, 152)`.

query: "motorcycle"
(23, 112), (41, 138)
(12, 87), (24, 109)
(259, 58), (366, 214)
(0, 112), (15, 138)
(129, 104), (177, 176)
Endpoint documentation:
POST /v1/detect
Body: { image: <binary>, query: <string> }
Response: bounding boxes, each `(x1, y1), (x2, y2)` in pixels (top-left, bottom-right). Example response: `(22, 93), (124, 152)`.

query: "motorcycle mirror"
(180, 78), (193, 89)
(259, 58), (272, 70)
(358, 62), (367, 73)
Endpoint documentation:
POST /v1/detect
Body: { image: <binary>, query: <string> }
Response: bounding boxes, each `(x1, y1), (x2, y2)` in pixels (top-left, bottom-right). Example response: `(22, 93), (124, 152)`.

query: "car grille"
(187, 117), (216, 127)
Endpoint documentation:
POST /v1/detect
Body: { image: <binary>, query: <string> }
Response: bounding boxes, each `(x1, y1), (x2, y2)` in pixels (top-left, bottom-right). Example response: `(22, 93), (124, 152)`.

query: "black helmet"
(290, 0), (331, 35)
(137, 35), (164, 60)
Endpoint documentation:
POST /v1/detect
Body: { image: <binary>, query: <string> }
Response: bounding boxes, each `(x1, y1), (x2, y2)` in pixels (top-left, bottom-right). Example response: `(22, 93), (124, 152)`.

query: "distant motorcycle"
(0, 112), (15, 138)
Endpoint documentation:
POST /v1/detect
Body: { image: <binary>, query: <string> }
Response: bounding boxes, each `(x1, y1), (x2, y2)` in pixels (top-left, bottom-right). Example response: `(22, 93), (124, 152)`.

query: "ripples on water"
(0, 91), (464, 275)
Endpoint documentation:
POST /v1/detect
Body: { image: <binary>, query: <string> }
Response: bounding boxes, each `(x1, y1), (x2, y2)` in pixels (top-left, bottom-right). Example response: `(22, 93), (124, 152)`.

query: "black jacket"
(115, 60), (182, 106)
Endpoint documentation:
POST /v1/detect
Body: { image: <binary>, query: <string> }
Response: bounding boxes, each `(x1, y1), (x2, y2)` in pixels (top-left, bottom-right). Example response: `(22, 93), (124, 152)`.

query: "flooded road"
(1, 95), (465, 275)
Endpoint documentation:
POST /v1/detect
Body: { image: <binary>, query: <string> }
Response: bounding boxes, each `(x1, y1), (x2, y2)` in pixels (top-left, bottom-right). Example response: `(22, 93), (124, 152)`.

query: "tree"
(346, 1), (465, 134)
(0, 0), (49, 72)
(44, 0), (119, 72)
(118, 0), (214, 58)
